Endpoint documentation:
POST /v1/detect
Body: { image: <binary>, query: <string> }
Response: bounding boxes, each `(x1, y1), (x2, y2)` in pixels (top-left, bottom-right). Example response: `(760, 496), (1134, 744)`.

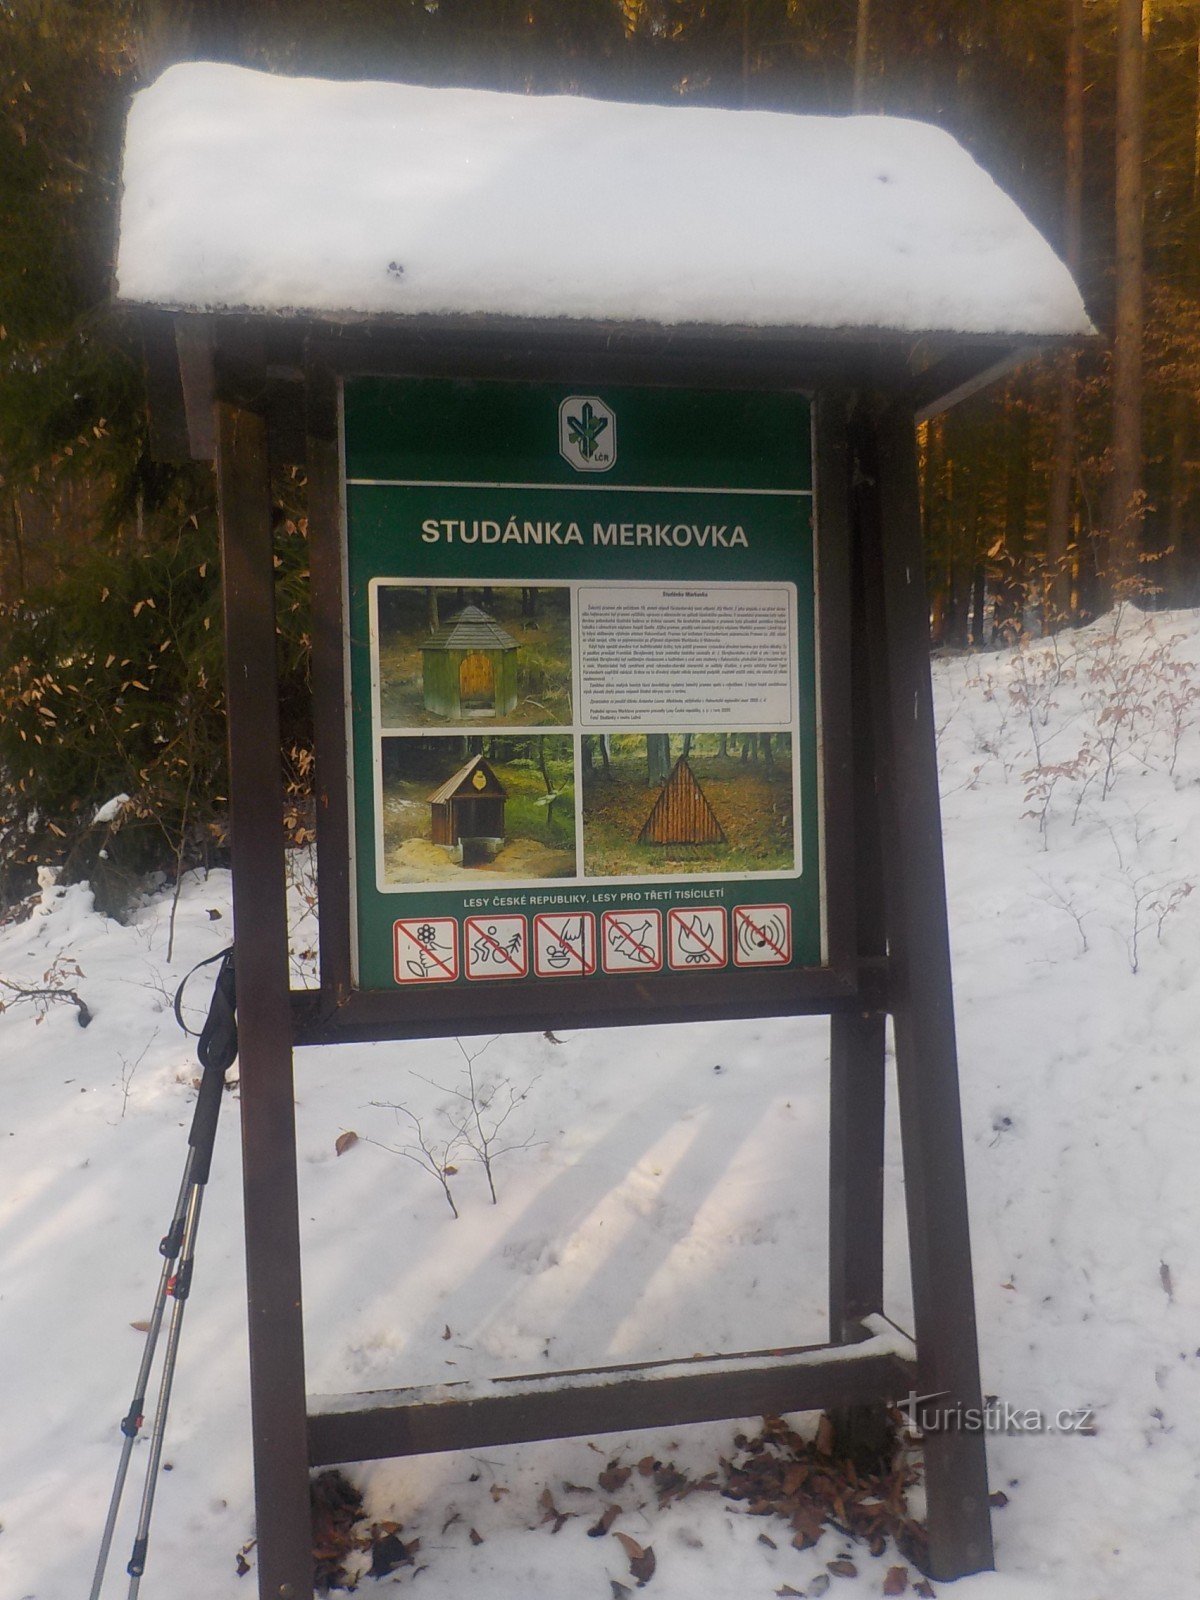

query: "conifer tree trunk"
(1165, 25), (1200, 605)
(1107, 0), (1146, 593)
(923, 419), (949, 646)
(646, 734), (670, 786)
(998, 394), (1030, 641)
(853, 0), (871, 111)
(1045, 0), (1085, 628)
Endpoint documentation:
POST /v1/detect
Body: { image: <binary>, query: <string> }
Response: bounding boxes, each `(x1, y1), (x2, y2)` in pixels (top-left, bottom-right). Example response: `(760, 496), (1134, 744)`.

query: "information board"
(343, 378), (821, 993)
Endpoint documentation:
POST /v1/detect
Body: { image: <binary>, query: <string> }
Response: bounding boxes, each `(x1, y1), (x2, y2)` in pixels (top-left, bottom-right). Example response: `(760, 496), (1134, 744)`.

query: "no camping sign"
(343, 377), (822, 1000)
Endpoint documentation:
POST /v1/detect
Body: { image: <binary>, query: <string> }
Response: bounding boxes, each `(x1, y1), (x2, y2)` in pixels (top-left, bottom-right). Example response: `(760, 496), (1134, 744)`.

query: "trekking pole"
(87, 1161), (195, 1600)
(125, 1164), (208, 1599)
(88, 947), (237, 1599)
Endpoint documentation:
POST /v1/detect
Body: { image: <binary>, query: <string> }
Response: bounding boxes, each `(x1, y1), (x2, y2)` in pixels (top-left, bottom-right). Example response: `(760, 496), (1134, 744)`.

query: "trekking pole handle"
(183, 948), (237, 1185)
(187, 1059), (226, 1186)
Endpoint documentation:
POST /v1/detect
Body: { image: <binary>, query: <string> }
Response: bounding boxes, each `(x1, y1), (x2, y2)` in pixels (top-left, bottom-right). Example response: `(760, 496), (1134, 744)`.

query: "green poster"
(343, 377), (822, 992)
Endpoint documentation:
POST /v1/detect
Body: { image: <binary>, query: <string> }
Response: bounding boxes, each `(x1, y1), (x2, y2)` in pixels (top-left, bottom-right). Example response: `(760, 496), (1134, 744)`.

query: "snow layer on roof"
(115, 62), (1093, 339)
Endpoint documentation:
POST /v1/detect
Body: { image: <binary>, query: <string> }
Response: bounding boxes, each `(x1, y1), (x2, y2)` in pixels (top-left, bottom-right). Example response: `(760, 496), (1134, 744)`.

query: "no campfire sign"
(343, 378), (821, 996)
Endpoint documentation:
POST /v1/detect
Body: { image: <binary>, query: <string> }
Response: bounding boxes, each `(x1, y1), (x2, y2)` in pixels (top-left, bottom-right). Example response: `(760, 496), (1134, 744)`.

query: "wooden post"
(825, 394), (886, 1347)
(216, 394), (315, 1600)
(828, 569), (886, 1340)
(305, 364), (354, 1013)
(857, 400), (994, 1579)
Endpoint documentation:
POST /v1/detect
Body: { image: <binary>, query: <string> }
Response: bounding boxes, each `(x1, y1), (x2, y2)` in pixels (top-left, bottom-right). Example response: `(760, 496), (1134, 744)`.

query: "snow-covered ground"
(2, 604), (1198, 1600)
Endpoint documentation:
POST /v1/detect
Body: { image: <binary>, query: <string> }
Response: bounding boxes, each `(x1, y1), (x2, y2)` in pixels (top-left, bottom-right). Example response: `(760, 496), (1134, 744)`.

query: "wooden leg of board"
(857, 401), (995, 1580)
(216, 395), (315, 1600)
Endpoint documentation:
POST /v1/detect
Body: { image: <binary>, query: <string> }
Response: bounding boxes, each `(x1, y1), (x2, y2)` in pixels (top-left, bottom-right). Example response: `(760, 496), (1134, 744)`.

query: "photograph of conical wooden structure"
(638, 756), (727, 846)
(421, 605), (519, 719)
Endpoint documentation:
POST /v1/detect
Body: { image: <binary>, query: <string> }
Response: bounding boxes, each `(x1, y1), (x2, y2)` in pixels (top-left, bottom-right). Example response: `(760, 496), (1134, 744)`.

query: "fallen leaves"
(718, 1414), (928, 1570)
(599, 1462), (632, 1494)
(334, 1130), (358, 1157)
(302, 1408), (943, 1594)
(613, 1531), (656, 1586)
(538, 1486), (573, 1534)
(588, 1503), (622, 1537)
(369, 1528), (418, 1580)
(309, 1469), (419, 1593)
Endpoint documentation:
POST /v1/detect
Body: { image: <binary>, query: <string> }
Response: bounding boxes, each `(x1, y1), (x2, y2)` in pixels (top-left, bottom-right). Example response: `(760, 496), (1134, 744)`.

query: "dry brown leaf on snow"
(588, 1503), (622, 1537)
(613, 1531), (657, 1585)
(334, 1130), (358, 1156)
(883, 1566), (909, 1595)
(538, 1486), (572, 1534)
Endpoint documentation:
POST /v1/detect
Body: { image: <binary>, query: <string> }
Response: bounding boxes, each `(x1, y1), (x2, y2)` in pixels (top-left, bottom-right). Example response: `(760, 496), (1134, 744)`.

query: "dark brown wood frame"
(201, 317), (998, 1600)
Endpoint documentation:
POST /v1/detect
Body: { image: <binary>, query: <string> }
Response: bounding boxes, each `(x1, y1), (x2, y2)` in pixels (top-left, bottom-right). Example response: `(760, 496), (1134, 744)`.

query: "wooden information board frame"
(188, 317), (1008, 1600)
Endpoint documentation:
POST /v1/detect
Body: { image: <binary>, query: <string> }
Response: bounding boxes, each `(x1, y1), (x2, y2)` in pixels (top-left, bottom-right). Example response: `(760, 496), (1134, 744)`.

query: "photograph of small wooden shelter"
(421, 605), (519, 720)
(428, 752), (506, 860)
(639, 756), (726, 846)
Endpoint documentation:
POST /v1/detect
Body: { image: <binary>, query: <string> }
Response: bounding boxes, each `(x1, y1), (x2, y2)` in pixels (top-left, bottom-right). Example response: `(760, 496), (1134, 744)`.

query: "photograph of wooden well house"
(421, 606), (519, 720)
(428, 752), (507, 862)
(379, 736), (577, 885)
(374, 585), (573, 729)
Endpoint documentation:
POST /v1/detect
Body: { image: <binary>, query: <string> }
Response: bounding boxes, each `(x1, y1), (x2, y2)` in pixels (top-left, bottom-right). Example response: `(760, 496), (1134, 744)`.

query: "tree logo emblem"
(559, 395), (616, 472)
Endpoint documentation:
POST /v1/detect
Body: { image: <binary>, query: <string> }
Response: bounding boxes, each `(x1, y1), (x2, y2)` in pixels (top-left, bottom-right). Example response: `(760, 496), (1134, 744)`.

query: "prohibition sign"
(464, 915), (528, 980)
(601, 909), (663, 974)
(393, 917), (459, 983)
(732, 903), (793, 966)
(533, 912), (596, 977)
(666, 906), (727, 971)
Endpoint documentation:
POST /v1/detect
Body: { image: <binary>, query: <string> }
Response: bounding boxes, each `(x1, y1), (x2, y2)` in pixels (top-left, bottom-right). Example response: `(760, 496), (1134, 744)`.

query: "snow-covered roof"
(115, 62), (1093, 341)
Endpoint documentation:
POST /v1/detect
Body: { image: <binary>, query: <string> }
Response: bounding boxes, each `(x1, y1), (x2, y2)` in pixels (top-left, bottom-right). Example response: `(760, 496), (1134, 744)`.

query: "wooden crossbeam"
(308, 1322), (916, 1467)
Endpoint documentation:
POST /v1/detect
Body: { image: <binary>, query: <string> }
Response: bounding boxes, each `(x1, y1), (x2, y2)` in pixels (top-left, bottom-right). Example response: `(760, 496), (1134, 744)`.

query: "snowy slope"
(114, 63), (1092, 339)
(1, 604), (1198, 1600)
